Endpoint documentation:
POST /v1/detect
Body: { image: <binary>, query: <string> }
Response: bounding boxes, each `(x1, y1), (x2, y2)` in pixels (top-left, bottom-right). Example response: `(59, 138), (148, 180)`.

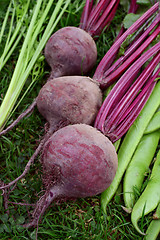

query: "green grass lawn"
(0, 1), (159, 239)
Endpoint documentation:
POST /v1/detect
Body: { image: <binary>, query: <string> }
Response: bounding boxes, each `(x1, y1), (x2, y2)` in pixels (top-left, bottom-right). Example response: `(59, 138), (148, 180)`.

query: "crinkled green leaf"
(123, 13), (141, 29)
(16, 224), (24, 232)
(9, 217), (15, 226)
(16, 216), (25, 225)
(3, 223), (11, 233)
(0, 213), (8, 223)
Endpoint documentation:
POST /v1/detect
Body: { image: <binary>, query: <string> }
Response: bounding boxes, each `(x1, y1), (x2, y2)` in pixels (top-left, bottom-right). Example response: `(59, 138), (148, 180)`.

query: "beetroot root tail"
(0, 99), (37, 136)
(0, 130), (52, 191)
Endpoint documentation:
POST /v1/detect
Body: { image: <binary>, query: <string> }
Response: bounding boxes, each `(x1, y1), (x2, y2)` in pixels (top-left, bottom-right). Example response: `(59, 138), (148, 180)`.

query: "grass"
(0, 0), (159, 239)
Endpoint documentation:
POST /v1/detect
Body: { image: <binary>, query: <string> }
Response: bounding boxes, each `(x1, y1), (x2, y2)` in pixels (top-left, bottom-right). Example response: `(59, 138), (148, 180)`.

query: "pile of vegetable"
(0, 0), (121, 191)
(0, 0), (120, 133)
(0, 0), (160, 239)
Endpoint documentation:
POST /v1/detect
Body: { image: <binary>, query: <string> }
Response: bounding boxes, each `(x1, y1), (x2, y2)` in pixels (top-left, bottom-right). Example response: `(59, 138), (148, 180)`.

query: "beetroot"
(0, 76), (102, 190)
(44, 0), (120, 78)
(45, 27), (97, 78)
(25, 124), (118, 228)
(36, 76), (102, 130)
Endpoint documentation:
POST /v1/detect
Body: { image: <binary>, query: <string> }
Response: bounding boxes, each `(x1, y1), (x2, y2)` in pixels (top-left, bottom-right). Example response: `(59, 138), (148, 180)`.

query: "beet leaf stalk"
(94, 42), (160, 142)
(80, 0), (120, 38)
(93, 2), (159, 87)
(99, 16), (160, 88)
(0, 0), (71, 132)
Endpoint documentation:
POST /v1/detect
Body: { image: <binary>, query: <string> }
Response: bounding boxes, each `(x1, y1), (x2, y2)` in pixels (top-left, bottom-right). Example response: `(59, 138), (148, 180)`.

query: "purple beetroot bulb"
(36, 76), (102, 131)
(24, 123), (118, 229)
(44, 27), (97, 78)
(42, 124), (118, 198)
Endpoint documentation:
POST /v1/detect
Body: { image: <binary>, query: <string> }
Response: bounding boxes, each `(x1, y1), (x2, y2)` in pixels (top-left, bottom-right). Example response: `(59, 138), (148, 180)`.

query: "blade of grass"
(0, 1), (12, 44)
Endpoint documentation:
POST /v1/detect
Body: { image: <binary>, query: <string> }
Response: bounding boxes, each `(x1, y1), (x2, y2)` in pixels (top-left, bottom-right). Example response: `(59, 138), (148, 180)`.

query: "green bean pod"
(144, 203), (160, 240)
(123, 130), (160, 210)
(144, 110), (160, 134)
(101, 81), (160, 213)
(131, 149), (160, 235)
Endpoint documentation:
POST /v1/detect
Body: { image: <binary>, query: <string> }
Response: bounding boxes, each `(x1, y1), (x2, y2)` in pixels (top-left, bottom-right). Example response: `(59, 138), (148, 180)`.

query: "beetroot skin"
(36, 76), (102, 131)
(42, 124), (118, 197)
(25, 124), (118, 228)
(44, 27), (97, 78)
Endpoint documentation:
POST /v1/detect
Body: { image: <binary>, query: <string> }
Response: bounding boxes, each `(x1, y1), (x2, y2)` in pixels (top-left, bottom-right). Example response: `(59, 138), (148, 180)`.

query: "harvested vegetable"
(144, 110), (160, 134)
(44, 0), (121, 78)
(2, 40), (159, 190)
(45, 0), (139, 78)
(123, 130), (160, 211)
(131, 149), (160, 235)
(23, 124), (118, 228)
(94, 42), (160, 142)
(93, 2), (159, 88)
(0, 2), (159, 190)
(44, 26), (97, 78)
(40, 41), (160, 140)
(0, 1), (159, 224)
(36, 76), (102, 130)
(0, 0), (159, 238)
(144, 203), (160, 240)
(93, 4), (160, 143)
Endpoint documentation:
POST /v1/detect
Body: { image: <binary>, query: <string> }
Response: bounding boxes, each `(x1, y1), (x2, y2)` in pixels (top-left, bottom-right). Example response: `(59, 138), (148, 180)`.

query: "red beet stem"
(110, 81), (156, 142)
(80, 0), (120, 38)
(128, 0), (139, 13)
(105, 60), (160, 142)
(89, 0), (120, 37)
(93, 2), (159, 80)
(100, 14), (160, 82)
(105, 9), (158, 70)
(86, 0), (112, 28)
(24, 185), (62, 229)
(87, 0), (120, 37)
(0, 99), (37, 136)
(111, 66), (160, 130)
(94, 42), (160, 134)
(99, 24), (160, 88)
(80, 0), (94, 30)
